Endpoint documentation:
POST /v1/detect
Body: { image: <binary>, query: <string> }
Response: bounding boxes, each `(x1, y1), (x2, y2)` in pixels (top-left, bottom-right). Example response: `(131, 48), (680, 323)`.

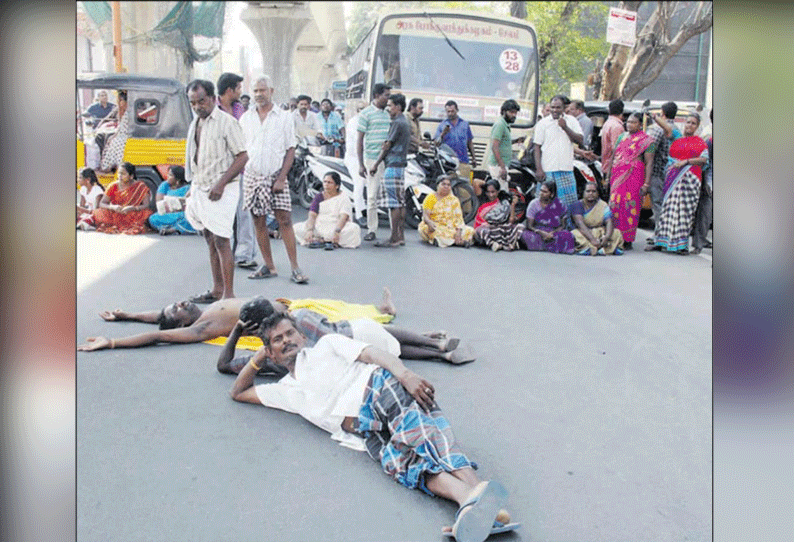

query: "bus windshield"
(373, 13), (538, 125)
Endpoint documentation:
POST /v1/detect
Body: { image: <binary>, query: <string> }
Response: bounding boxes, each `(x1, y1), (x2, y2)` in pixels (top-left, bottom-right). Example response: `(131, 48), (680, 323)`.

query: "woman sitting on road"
(91, 161), (153, 234)
(147, 165), (196, 235)
(607, 111), (655, 250)
(293, 171), (361, 249)
(418, 175), (475, 248)
(473, 179), (525, 252)
(76, 167), (105, 230)
(520, 180), (575, 254)
(646, 113), (708, 255)
(571, 181), (624, 255)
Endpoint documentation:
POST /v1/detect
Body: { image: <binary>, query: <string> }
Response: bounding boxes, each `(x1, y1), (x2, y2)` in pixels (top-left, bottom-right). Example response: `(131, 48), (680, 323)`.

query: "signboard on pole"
(606, 7), (637, 47)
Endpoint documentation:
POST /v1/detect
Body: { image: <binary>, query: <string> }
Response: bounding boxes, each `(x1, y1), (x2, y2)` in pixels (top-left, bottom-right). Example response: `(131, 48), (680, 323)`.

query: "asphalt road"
(77, 211), (712, 542)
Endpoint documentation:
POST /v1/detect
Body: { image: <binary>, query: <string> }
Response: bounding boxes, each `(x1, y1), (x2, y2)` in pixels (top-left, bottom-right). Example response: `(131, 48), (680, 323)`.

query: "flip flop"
(448, 481), (508, 542)
(448, 344), (476, 365)
(290, 268), (309, 284)
(308, 241), (325, 249)
(443, 521), (521, 537)
(248, 266), (277, 280)
(188, 290), (220, 304)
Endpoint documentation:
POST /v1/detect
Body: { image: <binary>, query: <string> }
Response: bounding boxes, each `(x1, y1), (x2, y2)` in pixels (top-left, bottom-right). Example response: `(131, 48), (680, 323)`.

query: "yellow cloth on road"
(203, 297), (393, 348)
(204, 335), (262, 350)
(276, 298), (394, 324)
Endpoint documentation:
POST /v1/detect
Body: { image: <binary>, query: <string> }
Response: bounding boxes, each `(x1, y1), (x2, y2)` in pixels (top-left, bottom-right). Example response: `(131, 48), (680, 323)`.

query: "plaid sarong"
(243, 170), (292, 216)
(547, 170), (577, 210)
(378, 167), (405, 208)
(357, 368), (475, 496)
(654, 169), (701, 252)
(291, 308), (353, 346)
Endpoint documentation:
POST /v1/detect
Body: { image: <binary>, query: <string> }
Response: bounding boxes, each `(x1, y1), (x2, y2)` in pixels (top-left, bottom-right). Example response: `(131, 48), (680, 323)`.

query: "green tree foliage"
(517, 2), (610, 103)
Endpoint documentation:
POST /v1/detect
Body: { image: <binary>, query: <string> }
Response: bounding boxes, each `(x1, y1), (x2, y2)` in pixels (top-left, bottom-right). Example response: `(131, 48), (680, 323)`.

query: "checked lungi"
(547, 170), (578, 210)
(378, 166), (405, 208)
(357, 368), (476, 496)
(243, 170), (291, 217)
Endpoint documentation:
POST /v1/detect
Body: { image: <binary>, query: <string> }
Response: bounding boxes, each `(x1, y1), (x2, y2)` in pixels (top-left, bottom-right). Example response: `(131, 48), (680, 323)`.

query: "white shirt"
(533, 113), (583, 173)
(292, 109), (321, 139)
(184, 106), (247, 191)
(239, 105), (296, 177)
(79, 184), (104, 211)
(255, 334), (375, 450)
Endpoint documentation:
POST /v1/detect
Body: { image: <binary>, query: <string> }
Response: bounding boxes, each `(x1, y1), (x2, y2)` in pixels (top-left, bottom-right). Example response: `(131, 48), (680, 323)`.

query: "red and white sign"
(606, 7), (637, 47)
(500, 48), (523, 74)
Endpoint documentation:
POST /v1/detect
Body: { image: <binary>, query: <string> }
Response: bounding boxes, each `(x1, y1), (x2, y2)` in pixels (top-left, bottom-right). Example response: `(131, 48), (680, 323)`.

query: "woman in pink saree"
(607, 112), (655, 249)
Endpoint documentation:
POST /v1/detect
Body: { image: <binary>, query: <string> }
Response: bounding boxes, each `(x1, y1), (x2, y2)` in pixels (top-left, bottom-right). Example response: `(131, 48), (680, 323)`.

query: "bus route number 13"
(500, 49), (523, 74)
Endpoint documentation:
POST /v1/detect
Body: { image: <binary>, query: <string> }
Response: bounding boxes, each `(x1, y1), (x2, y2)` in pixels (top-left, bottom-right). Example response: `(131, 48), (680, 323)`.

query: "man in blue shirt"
(84, 90), (115, 128)
(434, 100), (478, 182)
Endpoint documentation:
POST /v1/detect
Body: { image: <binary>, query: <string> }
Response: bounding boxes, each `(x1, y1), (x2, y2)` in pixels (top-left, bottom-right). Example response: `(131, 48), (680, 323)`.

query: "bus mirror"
(423, 131), (432, 140)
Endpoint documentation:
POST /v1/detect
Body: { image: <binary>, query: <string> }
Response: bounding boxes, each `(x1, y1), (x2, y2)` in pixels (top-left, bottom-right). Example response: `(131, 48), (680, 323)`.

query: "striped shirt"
(185, 105), (247, 191)
(357, 104), (391, 161)
(239, 105), (296, 177)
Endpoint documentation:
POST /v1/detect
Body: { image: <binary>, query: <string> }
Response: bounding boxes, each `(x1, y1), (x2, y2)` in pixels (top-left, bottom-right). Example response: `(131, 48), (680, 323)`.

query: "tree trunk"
(537, 1), (577, 67)
(509, 1), (527, 19)
(596, 1), (712, 100)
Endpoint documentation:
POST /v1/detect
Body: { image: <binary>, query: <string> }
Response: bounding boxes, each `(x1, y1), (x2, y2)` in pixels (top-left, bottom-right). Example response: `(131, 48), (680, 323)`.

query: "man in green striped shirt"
(357, 83), (392, 241)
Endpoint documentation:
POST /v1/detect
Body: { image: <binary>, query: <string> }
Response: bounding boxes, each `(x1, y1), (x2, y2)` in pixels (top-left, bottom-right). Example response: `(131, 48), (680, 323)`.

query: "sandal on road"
(188, 290), (220, 304)
(248, 266), (278, 280)
(290, 268), (309, 284)
(444, 481), (508, 542)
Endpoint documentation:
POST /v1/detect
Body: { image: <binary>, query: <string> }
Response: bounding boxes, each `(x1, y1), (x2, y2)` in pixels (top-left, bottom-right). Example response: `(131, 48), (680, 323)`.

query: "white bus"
(346, 9), (539, 176)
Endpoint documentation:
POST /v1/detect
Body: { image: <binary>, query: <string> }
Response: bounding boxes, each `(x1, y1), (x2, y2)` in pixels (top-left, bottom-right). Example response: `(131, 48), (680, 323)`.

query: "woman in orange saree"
(607, 112), (655, 249)
(92, 162), (153, 234)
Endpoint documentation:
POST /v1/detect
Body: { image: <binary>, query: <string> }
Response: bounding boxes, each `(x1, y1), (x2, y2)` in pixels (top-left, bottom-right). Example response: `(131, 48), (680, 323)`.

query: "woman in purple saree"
(520, 180), (575, 254)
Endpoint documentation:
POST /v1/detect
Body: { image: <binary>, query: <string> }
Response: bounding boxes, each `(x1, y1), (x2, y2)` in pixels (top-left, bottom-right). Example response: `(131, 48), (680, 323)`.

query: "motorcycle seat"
(313, 156), (349, 178)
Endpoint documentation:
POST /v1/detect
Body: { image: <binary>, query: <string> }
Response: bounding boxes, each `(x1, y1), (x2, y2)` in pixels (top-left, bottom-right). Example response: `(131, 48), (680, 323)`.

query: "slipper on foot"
(448, 344), (476, 365)
(248, 266), (277, 280)
(291, 268), (309, 284)
(448, 481), (508, 542)
(236, 259), (258, 269)
(308, 241), (325, 249)
(442, 337), (460, 352)
(374, 240), (401, 248)
(364, 232), (377, 241)
(188, 290), (220, 304)
(443, 522), (520, 537)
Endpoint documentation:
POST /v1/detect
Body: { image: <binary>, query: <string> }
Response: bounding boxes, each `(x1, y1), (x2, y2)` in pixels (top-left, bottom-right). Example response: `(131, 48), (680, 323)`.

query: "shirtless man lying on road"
(78, 288), (474, 365)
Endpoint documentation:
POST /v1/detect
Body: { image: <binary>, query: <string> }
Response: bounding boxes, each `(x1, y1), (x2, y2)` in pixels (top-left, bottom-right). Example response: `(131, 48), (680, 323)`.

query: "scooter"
(295, 136), (476, 229)
(403, 135), (477, 229)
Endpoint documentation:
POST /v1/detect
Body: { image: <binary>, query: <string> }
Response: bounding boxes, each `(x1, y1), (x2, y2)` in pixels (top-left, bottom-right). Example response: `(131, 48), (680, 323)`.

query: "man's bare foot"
(378, 287), (397, 316)
(423, 330), (448, 339)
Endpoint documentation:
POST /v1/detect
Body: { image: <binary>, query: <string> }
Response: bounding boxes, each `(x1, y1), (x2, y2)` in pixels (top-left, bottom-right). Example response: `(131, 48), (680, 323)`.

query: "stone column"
(241, 4), (312, 103)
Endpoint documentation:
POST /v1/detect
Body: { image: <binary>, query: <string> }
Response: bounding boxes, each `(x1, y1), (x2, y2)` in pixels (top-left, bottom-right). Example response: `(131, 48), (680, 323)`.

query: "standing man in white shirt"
(183, 79), (248, 303)
(292, 94), (321, 142)
(344, 100), (368, 224)
(239, 76), (308, 284)
(533, 94), (584, 220)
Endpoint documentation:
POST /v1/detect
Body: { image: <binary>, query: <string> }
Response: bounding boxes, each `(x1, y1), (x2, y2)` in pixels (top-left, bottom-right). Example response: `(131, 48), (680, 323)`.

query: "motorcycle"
(508, 142), (605, 221)
(294, 136), (476, 230)
(402, 134), (477, 230)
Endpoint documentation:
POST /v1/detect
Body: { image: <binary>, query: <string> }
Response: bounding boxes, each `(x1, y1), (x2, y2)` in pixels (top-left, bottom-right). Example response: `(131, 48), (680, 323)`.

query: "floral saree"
(608, 130), (654, 243)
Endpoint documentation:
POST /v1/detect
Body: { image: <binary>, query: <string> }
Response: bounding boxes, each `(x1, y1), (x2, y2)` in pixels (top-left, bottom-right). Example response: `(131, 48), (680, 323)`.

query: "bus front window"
(375, 33), (536, 107)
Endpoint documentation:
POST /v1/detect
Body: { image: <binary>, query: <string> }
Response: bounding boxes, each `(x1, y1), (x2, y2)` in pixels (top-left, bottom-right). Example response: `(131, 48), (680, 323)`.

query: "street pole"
(112, 1), (123, 73)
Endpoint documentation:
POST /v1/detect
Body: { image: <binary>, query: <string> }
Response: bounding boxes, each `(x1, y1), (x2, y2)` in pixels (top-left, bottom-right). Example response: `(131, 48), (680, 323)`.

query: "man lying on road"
(78, 289), (474, 365)
(230, 312), (517, 542)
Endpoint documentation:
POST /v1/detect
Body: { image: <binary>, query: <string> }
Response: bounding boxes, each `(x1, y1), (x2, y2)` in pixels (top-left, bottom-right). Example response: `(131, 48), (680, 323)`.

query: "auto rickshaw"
(76, 73), (192, 209)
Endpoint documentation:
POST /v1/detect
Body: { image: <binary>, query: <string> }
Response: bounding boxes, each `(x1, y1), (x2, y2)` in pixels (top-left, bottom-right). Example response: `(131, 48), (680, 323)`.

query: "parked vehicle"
(76, 73), (192, 210)
(293, 135), (476, 230)
(403, 136), (477, 229)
